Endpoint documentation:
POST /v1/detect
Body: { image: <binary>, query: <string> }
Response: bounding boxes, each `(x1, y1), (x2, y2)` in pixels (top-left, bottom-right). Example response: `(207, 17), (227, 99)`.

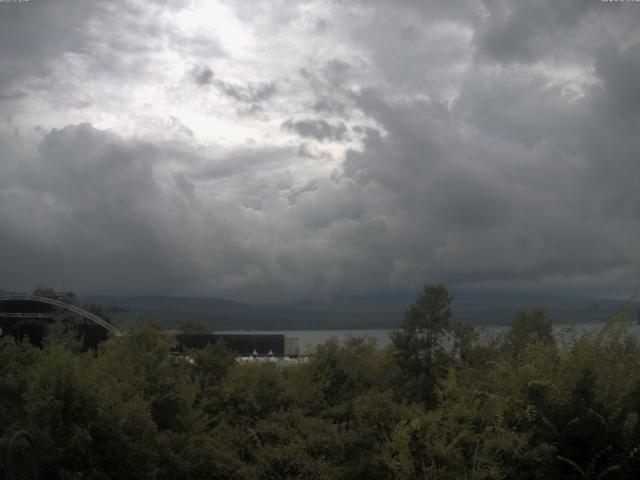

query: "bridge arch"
(0, 294), (121, 337)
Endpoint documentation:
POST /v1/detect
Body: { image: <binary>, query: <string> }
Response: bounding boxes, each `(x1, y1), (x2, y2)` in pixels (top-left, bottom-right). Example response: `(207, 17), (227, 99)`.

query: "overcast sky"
(1, 0), (639, 302)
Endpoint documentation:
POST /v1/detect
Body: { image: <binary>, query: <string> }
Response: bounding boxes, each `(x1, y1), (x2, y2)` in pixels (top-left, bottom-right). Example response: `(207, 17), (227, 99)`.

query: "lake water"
(219, 322), (640, 353)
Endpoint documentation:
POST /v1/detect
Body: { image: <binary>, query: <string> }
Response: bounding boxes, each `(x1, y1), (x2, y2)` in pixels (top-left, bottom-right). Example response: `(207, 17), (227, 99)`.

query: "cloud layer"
(1, 0), (640, 301)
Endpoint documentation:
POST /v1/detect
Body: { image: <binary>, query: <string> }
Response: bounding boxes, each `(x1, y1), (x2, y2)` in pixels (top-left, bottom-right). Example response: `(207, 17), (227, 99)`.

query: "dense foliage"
(2, 285), (640, 479)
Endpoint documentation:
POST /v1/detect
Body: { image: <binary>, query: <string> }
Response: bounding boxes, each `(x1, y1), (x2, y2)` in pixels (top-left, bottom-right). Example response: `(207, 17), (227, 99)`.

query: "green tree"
(450, 321), (479, 364)
(251, 409), (342, 480)
(391, 284), (453, 407)
(504, 308), (553, 357)
(179, 320), (211, 334)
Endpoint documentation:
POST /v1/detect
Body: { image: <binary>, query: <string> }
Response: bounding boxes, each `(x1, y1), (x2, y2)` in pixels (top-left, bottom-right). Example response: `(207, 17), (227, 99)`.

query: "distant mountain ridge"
(78, 290), (639, 330)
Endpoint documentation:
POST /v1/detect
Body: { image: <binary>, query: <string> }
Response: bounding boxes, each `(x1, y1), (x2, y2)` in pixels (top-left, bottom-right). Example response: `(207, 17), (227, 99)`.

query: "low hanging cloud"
(282, 118), (348, 142)
(193, 66), (214, 86)
(214, 78), (277, 104)
(192, 66), (277, 112)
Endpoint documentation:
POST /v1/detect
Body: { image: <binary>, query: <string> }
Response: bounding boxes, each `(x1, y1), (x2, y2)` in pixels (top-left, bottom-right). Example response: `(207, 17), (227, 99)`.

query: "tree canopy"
(1, 286), (640, 479)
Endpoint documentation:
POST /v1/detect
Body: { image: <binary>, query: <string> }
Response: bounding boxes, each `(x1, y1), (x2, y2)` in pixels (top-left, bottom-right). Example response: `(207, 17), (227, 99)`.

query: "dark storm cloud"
(334, 51), (640, 292)
(474, 0), (591, 63)
(0, 1), (93, 67)
(282, 118), (347, 142)
(3, 0), (640, 300)
(594, 42), (640, 120)
(472, 1), (640, 65)
(1, 124), (179, 293)
(0, 124), (262, 296)
(0, 123), (379, 299)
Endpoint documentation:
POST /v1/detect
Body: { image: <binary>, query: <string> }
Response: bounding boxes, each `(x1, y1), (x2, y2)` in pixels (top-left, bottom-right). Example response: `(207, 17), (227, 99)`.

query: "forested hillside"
(1, 286), (640, 479)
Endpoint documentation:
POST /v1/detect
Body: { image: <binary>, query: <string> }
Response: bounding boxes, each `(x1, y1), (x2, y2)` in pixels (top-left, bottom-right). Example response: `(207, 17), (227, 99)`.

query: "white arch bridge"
(0, 294), (121, 337)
